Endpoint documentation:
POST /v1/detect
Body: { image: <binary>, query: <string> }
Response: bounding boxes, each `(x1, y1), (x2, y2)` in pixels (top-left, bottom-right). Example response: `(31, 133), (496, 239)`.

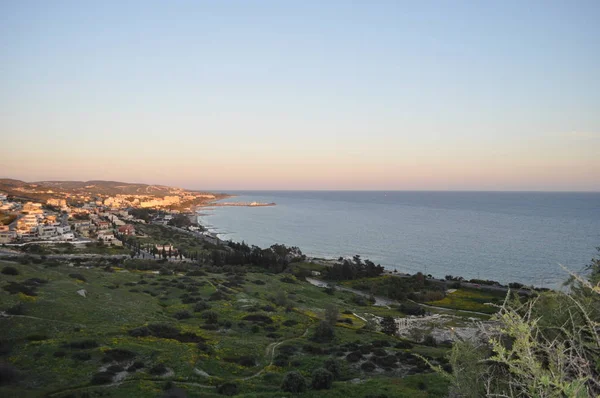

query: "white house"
(37, 225), (58, 239)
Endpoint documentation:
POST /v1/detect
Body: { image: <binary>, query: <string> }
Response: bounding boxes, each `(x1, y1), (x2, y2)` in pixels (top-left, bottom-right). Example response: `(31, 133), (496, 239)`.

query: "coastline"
(194, 194), (558, 291)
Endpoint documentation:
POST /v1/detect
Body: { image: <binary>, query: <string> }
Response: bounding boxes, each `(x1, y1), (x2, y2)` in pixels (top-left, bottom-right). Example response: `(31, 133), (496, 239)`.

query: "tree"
(281, 371), (307, 393)
(324, 304), (338, 326)
(380, 316), (397, 336)
(311, 321), (335, 343)
(311, 368), (333, 390)
(274, 290), (288, 307)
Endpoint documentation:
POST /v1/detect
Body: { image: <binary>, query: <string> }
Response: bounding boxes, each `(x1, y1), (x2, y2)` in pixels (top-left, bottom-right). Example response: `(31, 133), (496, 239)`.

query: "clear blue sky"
(1, 1), (599, 190)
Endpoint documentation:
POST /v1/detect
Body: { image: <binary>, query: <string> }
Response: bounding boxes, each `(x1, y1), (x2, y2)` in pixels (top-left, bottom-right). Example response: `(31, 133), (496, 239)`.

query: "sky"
(1, 1), (599, 191)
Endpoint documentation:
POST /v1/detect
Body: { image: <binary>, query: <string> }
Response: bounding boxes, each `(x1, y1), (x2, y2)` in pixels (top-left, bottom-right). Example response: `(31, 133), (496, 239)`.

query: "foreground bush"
(1, 266), (19, 276)
(281, 371), (307, 393)
(217, 382), (238, 396)
(311, 368), (333, 390)
(0, 363), (18, 385)
(436, 251), (600, 398)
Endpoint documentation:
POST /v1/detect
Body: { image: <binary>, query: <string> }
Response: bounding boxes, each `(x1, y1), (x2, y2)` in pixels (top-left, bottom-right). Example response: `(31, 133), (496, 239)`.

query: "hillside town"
(0, 190), (216, 247)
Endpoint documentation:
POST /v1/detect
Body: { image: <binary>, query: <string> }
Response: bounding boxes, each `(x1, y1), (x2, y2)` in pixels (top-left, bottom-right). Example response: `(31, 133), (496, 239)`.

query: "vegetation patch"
(427, 288), (502, 313)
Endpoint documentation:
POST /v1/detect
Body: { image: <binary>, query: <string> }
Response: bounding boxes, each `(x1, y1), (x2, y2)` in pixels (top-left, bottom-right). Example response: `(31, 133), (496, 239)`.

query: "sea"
(197, 191), (600, 289)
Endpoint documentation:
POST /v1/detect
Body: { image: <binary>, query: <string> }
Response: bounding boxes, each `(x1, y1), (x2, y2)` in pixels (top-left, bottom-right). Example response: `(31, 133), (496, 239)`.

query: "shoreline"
(193, 192), (563, 290)
(195, 211), (546, 292)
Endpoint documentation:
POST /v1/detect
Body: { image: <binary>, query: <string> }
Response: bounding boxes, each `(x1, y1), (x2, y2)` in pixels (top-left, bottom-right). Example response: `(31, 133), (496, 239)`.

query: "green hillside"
(0, 259), (449, 397)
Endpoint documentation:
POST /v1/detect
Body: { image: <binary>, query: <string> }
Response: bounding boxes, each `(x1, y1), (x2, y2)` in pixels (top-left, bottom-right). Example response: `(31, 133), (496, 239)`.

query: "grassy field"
(426, 288), (505, 314)
(0, 259), (450, 397)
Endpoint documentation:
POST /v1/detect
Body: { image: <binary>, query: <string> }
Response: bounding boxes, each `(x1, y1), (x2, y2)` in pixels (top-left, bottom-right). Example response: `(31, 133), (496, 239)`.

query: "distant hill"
(36, 180), (180, 195)
(0, 178), (206, 200)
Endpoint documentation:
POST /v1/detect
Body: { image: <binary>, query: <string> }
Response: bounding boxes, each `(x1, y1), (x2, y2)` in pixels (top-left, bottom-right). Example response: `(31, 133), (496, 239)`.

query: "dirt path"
(47, 325), (312, 396)
(0, 312), (86, 327)
(240, 326), (311, 381)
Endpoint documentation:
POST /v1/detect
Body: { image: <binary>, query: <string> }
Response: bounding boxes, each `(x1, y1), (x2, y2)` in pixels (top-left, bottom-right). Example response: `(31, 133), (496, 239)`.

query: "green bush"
(311, 321), (335, 343)
(281, 371), (307, 393)
(311, 368), (333, 390)
(1, 266), (19, 276)
(149, 363), (168, 375)
(217, 382), (239, 396)
(91, 371), (114, 385)
(68, 273), (87, 282)
(323, 358), (341, 380)
(201, 311), (218, 324)
(6, 303), (25, 315)
(173, 310), (191, 320)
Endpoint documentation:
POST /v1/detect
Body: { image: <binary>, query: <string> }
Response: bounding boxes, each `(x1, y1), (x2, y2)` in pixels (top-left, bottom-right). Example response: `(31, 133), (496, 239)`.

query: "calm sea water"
(198, 191), (600, 288)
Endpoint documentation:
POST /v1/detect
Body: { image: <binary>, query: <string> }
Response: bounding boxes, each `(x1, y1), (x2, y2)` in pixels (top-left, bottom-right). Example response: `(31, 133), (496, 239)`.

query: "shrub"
(224, 356), (256, 367)
(197, 342), (212, 353)
(91, 371), (114, 385)
(242, 314), (273, 324)
(194, 302), (211, 312)
(422, 334), (437, 347)
(324, 358), (341, 380)
(3, 282), (37, 296)
(107, 364), (124, 373)
(346, 351), (363, 362)
(24, 277), (47, 285)
(68, 273), (87, 282)
(372, 348), (387, 357)
(281, 371), (307, 393)
(127, 361), (144, 372)
(280, 276), (296, 284)
(201, 311), (218, 324)
(361, 361), (376, 372)
(72, 352), (91, 361)
(173, 310), (192, 320)
(208, 290), (230, 302)
(1, 266), (19, 276)
(217, 382), (239, 396)
(27, 334), (48, 341)
(395, 340), (414, 349)
(67, 339), (98, 349)
(148, 323), (180, 339)
(0, 341), (11, 356)
(0, 363), (18, 385)
(283, 319), (298, 327)
(53, 351), (66, 358)
(311, 368), (333, 390)
(128, 326), (150, 337)
(372, 340), (391, 348)
(149, 363), (168, 375)
(324, 304), (339, 326)
(374, 355), (397, 368)
(6, 303), (25, 315)
(103, 349), (136, 362)
(380, 316), (397, 335)
(162, 387), (187, 398)
(311, 321), (335, 343)
(187, 270), (207, 276)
